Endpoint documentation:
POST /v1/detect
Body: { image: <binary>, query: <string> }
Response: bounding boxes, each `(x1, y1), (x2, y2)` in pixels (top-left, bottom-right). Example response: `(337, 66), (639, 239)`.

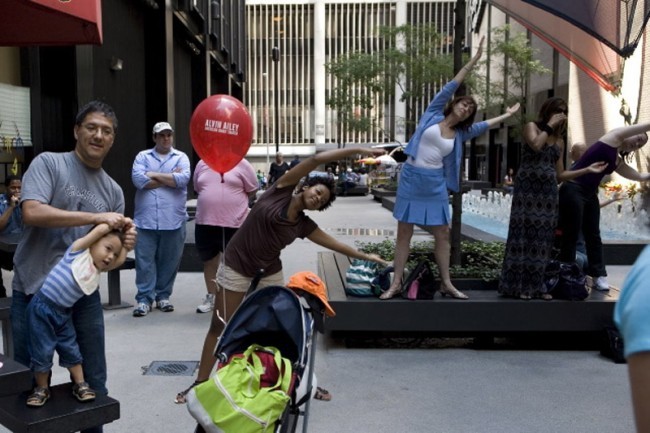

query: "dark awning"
(523, 0), (650, 58)
(0, 0), (103, 47)
(488, 0), (622, 92)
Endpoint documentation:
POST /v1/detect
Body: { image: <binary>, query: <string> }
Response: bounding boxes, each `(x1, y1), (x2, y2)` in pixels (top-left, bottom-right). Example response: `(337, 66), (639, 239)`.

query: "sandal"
(26, 386), (50, 407)
(439, 285), (469, 300)
(72, 382), (96, 402)
(314, 386), (331, 401)
(379, 284), (402, 300)
(175, 380), (206, 404)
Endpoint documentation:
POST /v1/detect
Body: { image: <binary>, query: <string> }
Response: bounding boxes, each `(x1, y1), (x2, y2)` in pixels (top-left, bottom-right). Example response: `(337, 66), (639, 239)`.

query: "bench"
(0, 297), (12, 358)
(0, 381), (120, 432)
(317, 251), (617, 334)
(102, 239), (205, 310)
(103, 257), (136, 310)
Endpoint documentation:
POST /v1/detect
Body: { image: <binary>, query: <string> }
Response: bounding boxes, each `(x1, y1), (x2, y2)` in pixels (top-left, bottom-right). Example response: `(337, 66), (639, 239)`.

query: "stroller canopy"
(217, 286), (312, 367)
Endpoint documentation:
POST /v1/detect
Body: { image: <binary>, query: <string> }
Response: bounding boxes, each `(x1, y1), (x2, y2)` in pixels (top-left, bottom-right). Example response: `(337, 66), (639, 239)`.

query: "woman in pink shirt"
(192, 159), (259, 313)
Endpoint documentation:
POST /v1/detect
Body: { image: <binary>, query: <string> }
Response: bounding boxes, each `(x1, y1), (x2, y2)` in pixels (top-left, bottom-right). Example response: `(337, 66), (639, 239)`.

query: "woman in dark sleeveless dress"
(499, 98), (606, 300)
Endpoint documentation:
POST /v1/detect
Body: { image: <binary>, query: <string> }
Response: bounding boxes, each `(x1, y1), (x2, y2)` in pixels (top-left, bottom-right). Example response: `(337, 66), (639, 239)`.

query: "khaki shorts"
(216, 264), (285, 293)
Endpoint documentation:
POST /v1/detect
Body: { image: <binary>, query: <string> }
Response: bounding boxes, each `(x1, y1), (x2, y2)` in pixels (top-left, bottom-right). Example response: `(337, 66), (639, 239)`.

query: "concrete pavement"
(0, 194), (638, 432)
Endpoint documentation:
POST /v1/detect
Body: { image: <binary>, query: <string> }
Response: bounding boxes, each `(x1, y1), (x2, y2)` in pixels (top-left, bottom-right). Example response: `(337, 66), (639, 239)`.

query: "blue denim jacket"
(403, 80), (489, 192)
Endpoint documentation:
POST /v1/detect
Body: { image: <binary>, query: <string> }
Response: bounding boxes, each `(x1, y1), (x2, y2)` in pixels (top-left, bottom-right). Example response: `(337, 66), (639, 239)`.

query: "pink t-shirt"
(193, 159), (258, 227)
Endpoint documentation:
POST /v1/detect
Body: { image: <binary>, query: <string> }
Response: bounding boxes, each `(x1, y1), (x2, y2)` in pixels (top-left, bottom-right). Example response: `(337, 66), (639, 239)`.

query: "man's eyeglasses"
(81, 123), (115, 137)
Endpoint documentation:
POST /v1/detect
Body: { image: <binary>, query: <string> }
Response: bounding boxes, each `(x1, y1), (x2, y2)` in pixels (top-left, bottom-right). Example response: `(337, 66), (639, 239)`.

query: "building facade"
(244, 0), (466, 170)
(0, 0), (246, 214)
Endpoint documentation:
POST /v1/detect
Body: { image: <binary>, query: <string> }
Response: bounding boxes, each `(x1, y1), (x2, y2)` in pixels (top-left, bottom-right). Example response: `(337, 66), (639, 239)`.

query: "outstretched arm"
(615, 159), (650, 182)
(452, 36), (484, 84)
(601, 122), (650, 146)
(23, 200), (126, 229)
(276, 147), (385, 188)
(557, 161), (608, 182)
(484, 103), (520, 128)
(555, 140), (607, 182)
(307, 228), (389, 266)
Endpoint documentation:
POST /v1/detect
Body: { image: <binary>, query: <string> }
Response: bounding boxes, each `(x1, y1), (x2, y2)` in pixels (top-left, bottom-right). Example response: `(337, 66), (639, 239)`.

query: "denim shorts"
(27, 292), (83, 372)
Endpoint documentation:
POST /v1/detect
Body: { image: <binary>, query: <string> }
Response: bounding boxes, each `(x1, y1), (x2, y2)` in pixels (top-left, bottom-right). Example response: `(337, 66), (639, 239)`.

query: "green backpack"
(187, 344), (292, 433)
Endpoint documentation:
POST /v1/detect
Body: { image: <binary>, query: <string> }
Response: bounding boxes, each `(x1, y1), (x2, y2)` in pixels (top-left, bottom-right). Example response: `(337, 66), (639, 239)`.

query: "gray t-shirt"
(12, 151), (124, 295)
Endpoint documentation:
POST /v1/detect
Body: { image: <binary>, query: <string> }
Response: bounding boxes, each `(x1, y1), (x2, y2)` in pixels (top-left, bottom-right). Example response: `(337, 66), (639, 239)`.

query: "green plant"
(356, 239), (505, 281)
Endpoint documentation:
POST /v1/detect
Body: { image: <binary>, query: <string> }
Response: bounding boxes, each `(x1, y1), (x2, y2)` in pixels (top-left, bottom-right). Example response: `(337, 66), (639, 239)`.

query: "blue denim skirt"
(393, 163), (450, 226)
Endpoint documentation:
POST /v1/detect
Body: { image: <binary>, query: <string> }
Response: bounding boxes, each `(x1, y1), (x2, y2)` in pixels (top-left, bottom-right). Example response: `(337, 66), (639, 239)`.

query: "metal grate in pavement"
(142, 361), (199, 376)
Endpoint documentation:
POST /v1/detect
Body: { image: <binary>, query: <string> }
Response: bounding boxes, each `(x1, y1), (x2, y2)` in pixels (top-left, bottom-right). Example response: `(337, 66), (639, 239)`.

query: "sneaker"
(133, 302), (151, 317)
(594, 276), (610, 292)
(196, 294), (215, 313)
(156, 299), (174, 312)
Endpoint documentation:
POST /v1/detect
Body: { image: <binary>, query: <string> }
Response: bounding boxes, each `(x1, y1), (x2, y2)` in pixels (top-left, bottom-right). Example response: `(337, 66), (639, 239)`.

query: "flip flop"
(314, 386), (331, 401)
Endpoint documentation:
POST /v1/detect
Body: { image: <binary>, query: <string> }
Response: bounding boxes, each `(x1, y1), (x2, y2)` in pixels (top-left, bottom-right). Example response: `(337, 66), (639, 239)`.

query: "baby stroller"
(190, 274), (330, 433)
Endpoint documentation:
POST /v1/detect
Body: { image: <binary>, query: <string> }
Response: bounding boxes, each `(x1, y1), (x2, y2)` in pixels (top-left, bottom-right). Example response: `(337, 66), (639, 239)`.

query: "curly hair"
(300, 175), (337, 211)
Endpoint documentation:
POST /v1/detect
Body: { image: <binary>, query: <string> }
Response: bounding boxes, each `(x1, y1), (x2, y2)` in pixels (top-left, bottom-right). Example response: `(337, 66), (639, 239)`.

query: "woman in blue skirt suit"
(380, 37), (520, 300)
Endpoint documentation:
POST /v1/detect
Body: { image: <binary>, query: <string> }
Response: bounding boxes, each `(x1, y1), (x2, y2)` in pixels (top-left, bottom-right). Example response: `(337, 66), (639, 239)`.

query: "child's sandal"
(26, 386), (50, 407)
(72, 382), (96, 402)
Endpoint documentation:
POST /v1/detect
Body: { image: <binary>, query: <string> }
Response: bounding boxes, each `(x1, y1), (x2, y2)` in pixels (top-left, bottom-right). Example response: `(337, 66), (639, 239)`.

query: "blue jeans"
(27, 293), (82, 372)
(12, 290), (106, 433)
(135, 225), (186, 305)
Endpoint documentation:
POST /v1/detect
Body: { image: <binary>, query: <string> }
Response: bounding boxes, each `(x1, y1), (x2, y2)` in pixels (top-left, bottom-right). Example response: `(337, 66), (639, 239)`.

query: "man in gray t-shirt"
(11, 101), (136, 433)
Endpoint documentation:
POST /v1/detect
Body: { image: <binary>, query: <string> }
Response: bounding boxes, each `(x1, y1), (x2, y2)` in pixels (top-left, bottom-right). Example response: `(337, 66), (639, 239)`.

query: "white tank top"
(412, 123), (454, 169)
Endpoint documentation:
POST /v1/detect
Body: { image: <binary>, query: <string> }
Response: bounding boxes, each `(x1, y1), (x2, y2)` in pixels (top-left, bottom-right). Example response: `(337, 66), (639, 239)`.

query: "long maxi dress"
(498, 138), (560, 298)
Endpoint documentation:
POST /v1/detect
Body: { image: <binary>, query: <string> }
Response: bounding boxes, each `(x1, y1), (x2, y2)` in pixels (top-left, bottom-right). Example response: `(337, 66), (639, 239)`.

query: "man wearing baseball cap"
(132, 121), (191, 317)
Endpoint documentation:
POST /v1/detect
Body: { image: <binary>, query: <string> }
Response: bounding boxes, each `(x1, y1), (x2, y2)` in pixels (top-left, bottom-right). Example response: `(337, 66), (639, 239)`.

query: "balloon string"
(220, 172), (225, 183)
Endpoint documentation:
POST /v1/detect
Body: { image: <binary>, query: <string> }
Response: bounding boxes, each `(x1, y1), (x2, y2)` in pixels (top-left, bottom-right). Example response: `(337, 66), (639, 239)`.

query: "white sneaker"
(133, 302), (151, 317)
(196, 294), (215, 313)
(594, 276), (610, 292)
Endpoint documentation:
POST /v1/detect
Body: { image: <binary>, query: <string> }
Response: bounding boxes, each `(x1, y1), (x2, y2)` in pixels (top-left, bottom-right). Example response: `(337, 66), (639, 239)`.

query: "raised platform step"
(318, 252), (617, 334)
(0, 355), (31, 398)
(0, 382), (120, 433)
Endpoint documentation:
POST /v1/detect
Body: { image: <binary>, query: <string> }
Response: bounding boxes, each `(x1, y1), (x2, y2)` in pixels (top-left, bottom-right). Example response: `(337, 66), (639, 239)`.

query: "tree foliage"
(325, 24), (454, 139)
(476, 24), (551, 136)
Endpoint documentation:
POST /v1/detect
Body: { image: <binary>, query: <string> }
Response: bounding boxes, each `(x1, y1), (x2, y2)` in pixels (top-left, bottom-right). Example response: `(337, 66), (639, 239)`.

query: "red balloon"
(190, 95), (253, 175)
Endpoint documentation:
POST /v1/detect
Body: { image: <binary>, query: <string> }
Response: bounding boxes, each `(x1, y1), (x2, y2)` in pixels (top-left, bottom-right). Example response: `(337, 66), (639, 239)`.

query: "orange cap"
(286, 271), (336, 317)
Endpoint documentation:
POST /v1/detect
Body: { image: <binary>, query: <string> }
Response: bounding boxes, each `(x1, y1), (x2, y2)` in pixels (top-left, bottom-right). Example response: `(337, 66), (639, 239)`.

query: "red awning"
(0, 0), (103, 46)
(488, 0), (621, 92)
